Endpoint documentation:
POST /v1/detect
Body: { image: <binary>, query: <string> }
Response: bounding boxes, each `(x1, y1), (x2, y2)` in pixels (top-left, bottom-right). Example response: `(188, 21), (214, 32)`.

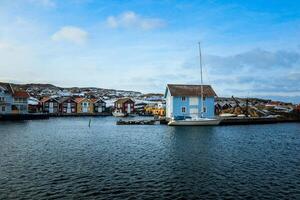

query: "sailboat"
(168, 42), (221, 126)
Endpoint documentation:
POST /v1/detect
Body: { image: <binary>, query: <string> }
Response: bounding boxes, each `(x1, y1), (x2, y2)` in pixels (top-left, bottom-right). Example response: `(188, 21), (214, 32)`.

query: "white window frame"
(181, 96), (186, 101)
(181, 106), (186, 113)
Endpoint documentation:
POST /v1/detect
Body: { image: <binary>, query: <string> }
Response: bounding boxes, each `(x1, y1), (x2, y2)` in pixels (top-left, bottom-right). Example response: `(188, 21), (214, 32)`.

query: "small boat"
(219, 113), (237, 117)
(168, 117), (220, 126)
(112, 110), (128, 117)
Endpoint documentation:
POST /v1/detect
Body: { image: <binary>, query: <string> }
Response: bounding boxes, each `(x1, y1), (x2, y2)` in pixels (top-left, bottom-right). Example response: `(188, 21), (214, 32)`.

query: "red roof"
(74, 97), (90, 103)
(40, 97), (51, 103)
(13, 91), (30, 98)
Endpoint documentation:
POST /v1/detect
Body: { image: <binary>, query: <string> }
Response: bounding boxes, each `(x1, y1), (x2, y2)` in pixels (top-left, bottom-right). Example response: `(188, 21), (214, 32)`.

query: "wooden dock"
(219, 117), (300, 125)
(117, 119), (159, 125)
(0, 114), (49, 121)
(116, 117), (300, 126)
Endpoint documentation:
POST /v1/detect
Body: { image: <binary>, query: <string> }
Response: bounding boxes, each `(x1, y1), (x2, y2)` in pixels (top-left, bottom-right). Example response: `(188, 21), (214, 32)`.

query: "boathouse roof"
(0, 83), (14, 94)
(114, 98), (134, 104)
(13, 91), (30, 98)
(166, 84), (217, 97)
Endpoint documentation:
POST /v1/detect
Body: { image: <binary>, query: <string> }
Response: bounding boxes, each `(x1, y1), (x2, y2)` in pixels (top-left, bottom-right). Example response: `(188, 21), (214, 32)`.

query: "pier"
(116, 117), (300, 125)
(0, 114), (49, 121)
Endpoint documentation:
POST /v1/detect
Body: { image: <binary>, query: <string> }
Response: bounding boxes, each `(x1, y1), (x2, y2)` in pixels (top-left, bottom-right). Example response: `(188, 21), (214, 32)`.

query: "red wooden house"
(58, 97), (77, 114)
(114, 98), (135, 114)
(41, 97), (60, 114)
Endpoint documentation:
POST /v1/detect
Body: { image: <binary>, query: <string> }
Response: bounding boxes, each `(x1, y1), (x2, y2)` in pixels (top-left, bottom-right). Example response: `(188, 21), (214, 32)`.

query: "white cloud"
(106, 11), (165, 30)
(51, 26), (88, 45)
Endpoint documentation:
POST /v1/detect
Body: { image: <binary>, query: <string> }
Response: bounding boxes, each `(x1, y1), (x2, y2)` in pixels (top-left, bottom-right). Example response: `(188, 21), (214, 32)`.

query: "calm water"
(0, 117), (299, 199)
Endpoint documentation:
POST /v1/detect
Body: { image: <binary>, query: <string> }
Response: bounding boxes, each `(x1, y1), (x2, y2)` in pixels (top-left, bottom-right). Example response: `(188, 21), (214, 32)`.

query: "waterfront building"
(114, 98), (135, 114)
(296, 104), (300, 112)
(91, 98), (106, 113)
(28, 97), (41, 113)
(164, 84), (217, 119)
(0, 83), (29, 114)
(41, 97), (60, 114)
(11, 91), (30, 114)
(75, 98), (93, 113)
(0, 83), (13, 114)
(58, 97), (77, 114)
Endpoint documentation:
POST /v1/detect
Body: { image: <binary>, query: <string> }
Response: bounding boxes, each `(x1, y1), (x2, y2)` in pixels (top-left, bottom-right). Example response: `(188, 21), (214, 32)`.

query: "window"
(203, 106), (207, 113)
(181, 96), (186, 101)
(203, 97), (206, 101)
(181, 107), (186, 113)
(2, 106), (5, 112)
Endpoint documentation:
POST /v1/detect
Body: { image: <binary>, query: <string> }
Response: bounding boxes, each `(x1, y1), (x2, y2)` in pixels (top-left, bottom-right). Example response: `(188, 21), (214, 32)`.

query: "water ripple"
(0, 118), (299, 199)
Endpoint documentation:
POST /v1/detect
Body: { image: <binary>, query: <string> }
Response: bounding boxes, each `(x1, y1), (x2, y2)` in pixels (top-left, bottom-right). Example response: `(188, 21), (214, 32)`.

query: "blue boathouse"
(164, 84), (217, 119)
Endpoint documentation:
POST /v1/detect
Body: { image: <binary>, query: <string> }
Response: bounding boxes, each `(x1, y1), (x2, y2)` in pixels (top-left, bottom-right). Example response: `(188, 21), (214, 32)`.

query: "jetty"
(0, 114), (49, 121)
(117, 119), (160, 125)
(219, 117), (300, 125)
(116, 116), (300, 126)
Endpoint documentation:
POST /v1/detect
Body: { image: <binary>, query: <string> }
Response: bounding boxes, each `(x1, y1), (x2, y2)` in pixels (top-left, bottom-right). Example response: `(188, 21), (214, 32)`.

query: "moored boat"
(168, 117), (220, 126)
(112, 110), (128, 117)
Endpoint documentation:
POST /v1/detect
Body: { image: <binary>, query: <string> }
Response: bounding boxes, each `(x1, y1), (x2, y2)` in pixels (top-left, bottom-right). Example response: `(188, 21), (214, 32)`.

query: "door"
(49, 102), (53, 113)
(98, 107), (102, 113)
(67, 103), (71, 113)
(127, 104), (131, 114)
(83, 103), (88, 113)
(190, 108), (198, 119)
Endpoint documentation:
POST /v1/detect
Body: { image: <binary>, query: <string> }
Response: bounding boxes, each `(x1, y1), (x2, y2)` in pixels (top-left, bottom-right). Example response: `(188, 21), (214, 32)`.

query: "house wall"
(43, 100), (59, 113)
(94, 102), (106, 113)
(172, 96), (215, 118)
(114, 100), (134, 114)
(77, 100), (93, 113)
(60, 100), (77, 113)
(0, 92), (13, 114)
(165, 89), (173, 118)
(165, 86), (216, 119)
(123, 102), (134, 113)
(12, 97), (28, 114)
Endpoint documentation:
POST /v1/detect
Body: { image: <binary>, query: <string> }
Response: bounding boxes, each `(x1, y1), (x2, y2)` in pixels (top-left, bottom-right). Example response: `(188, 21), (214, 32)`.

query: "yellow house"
(152, 108), (166, 116)
(75, 98), (94, 114)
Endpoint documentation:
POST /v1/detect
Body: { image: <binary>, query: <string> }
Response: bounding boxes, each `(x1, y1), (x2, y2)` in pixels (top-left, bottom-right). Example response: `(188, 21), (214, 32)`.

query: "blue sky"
(0, 0), (300, 102)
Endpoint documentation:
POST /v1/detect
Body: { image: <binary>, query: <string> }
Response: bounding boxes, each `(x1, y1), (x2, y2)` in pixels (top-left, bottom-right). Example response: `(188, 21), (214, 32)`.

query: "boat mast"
(198, 42), (204, 118)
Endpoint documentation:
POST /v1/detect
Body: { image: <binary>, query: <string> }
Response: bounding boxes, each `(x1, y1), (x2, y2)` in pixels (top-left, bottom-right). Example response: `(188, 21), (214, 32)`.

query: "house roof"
(13, 91), (30, 98)
(74, 97), (87, 103)
(167, 84), (217, 97)
(0, 83), (14, 94)
(40, 97), (59, 103)
(90, 98), (105, 103)
(58, 97), (76, 103)
(40, 97), (51, 103)
(114, 98), (134, 104)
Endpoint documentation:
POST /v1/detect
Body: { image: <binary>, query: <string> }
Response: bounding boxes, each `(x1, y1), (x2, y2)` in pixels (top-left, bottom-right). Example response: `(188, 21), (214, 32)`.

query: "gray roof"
(0, 83), (14, 94)
(167, 84), (217, 97)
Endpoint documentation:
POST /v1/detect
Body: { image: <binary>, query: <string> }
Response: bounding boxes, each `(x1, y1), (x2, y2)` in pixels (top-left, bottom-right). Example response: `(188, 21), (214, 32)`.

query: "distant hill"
(0, 82), (142, 98)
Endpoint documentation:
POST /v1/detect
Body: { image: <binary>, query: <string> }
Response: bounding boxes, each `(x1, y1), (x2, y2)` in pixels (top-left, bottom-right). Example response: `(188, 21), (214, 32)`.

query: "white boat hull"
(112, 112), (127, 117)
(168, 118), (220, 126)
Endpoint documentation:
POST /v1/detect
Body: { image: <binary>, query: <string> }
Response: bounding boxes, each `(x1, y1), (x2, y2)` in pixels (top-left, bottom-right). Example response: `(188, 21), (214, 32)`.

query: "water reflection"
(0, 118), (299, 199)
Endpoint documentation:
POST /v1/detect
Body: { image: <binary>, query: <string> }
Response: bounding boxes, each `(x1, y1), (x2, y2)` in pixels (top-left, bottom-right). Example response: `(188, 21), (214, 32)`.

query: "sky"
(0, 0), (300, 102)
